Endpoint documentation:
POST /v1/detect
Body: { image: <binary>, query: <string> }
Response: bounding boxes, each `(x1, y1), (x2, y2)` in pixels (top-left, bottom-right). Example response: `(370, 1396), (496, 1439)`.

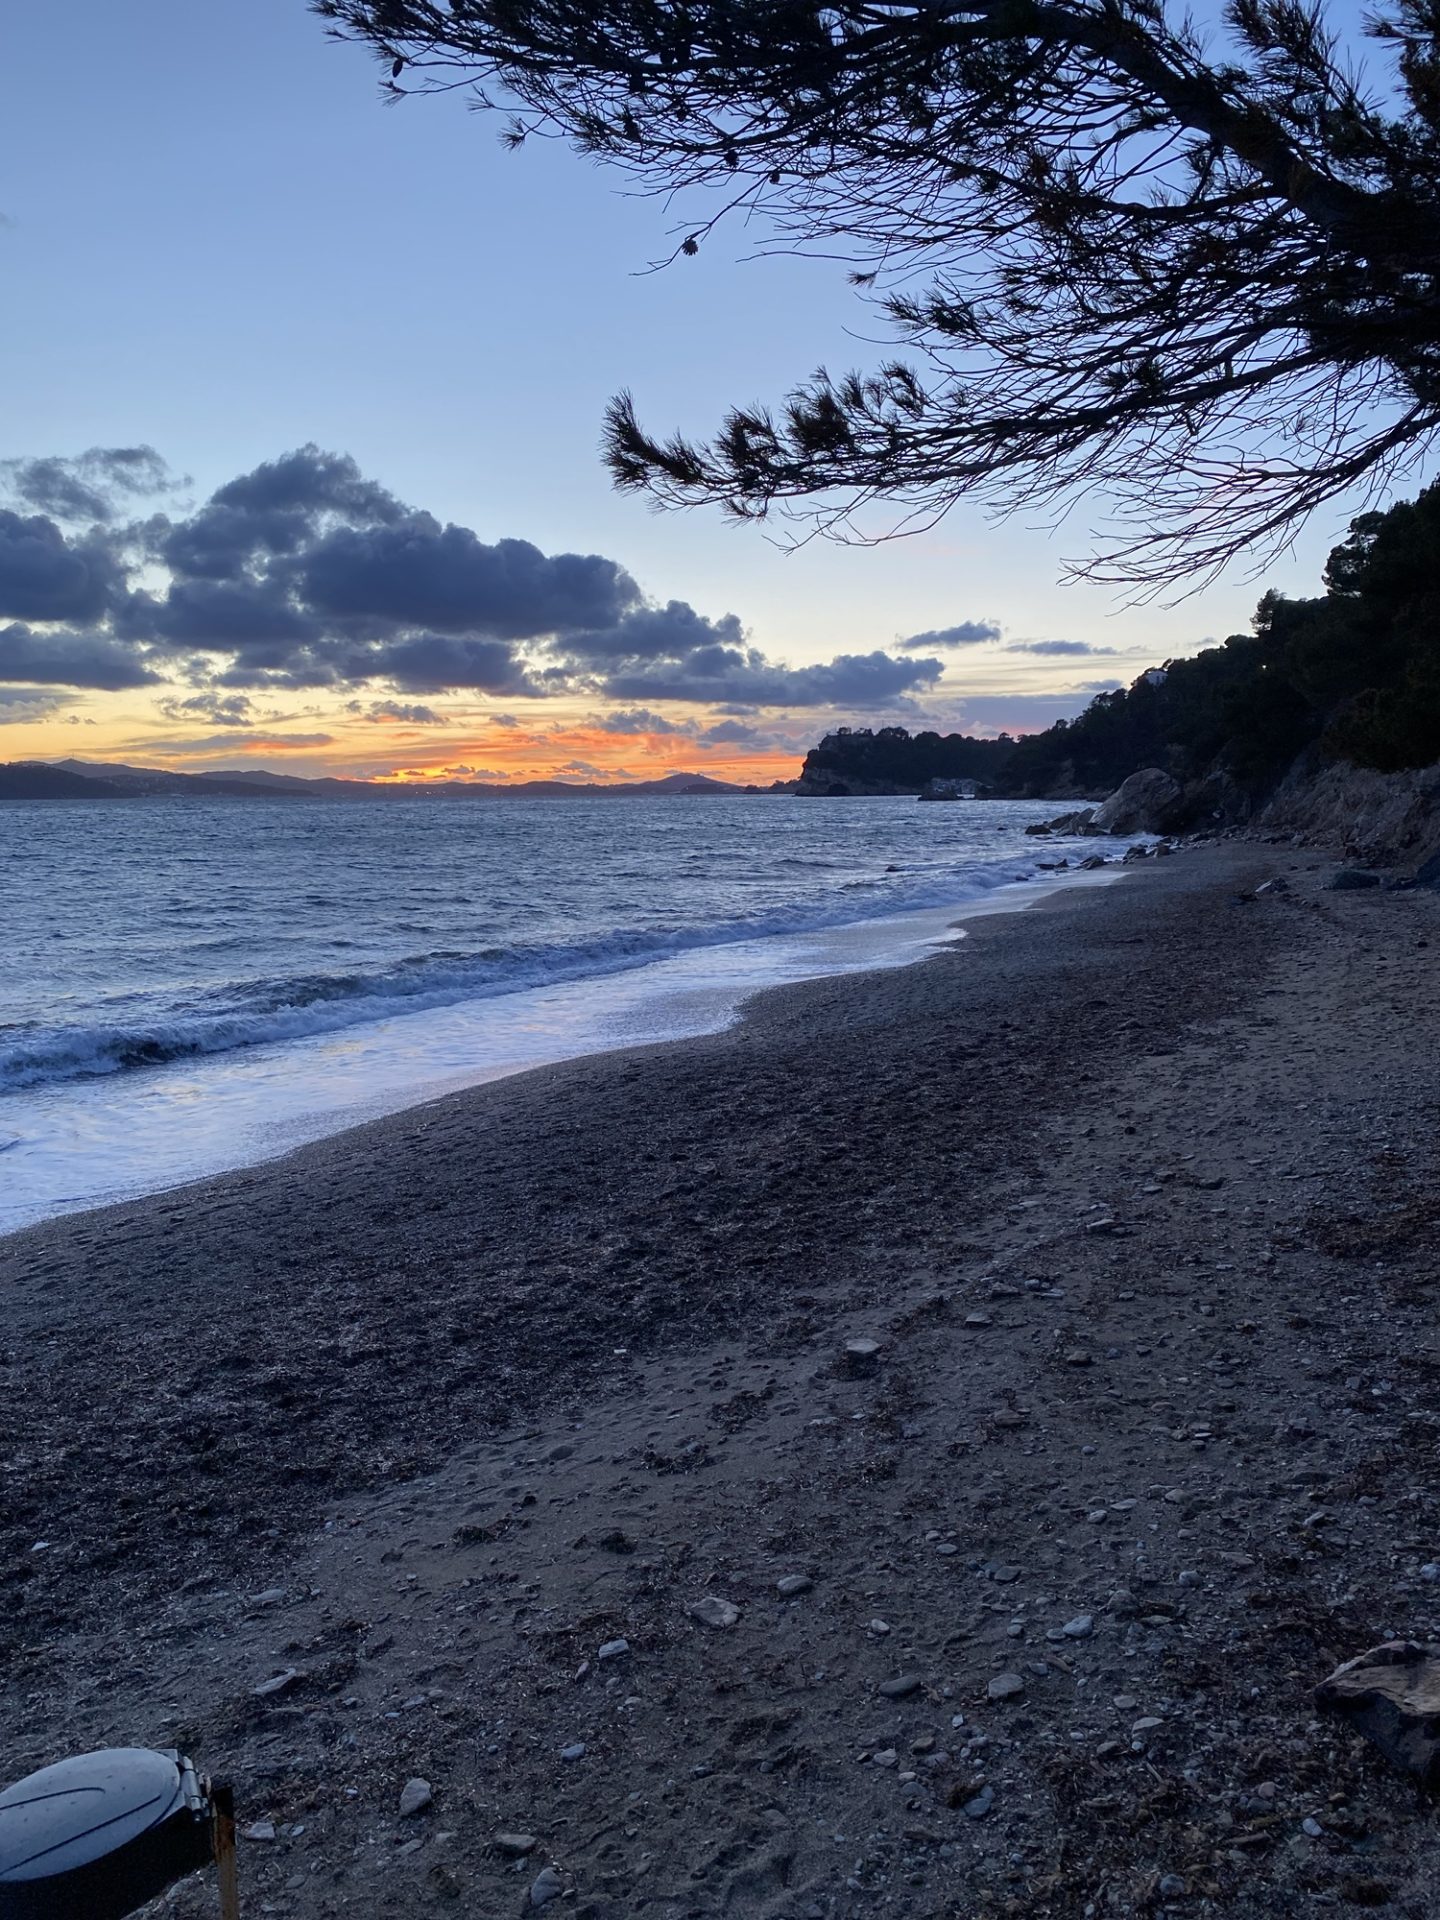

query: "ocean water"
(0, 793), (1111, 1232)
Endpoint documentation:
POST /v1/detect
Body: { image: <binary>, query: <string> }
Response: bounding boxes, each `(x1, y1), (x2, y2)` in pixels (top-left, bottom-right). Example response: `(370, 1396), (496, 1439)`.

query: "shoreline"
(7, 841), (1440, 1916)
(0, 856), (1127, 1240)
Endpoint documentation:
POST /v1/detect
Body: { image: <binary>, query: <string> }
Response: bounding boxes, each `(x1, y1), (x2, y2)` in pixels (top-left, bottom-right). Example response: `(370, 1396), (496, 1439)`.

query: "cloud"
(898, 620), (1002, 651)
(1006, 639), (1117, 656)
(0, 622), (160, 689)
(556, 760), (611, 778)
(0, 446), (179, 524)
(4, 444), (936, 722)
(952, 689), (1124, 734)
(590, 707), (697, 736)
(355, 699), (448, 725)
(155, 730), (336, 755)
(0, 511), (126, 623)
(601, 644), (944, 709)
(699, 719), (765, 745)
(157, 691), (258, 727)
(490, 713), (521, 727)
(0, 685), (73, 723)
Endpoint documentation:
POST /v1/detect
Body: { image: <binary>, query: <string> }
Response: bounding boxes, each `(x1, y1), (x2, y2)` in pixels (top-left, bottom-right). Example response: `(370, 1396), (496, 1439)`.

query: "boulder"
(1413, 850), (1440, 890)
(1328, 868), (1382, 891)
(1316, 1641), (1440, 1783)
(1092, 768), (1182, 835)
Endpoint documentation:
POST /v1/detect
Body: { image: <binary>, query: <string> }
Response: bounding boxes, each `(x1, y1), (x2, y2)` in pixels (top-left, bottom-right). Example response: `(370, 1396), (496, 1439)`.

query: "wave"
(0, 855), (1054, 1093)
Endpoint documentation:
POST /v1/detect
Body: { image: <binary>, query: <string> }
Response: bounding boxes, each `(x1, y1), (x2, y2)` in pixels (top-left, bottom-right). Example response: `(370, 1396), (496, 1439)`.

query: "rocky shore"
(3, 847), (1439, 1918)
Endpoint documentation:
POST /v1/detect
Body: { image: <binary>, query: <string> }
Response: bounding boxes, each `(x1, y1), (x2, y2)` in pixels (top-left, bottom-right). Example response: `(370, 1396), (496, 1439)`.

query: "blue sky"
(0, 0), (1390, 776)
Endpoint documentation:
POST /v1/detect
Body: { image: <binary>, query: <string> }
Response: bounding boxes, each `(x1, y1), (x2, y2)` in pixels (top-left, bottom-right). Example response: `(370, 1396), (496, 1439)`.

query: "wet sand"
(4, 843), (1440, 1918)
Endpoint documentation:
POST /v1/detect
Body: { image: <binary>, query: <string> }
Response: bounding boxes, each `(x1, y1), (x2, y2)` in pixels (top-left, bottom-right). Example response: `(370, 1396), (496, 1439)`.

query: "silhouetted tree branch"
(315, 0), (1440, 589)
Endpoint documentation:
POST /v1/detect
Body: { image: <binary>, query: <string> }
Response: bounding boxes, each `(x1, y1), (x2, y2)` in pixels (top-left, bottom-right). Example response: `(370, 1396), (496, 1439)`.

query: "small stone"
(842, 1337), (883, 1375)
(1422, 1564), (1440, 1582)
(992, 1564), (1020, 1584)
(879, 1674), (922, 1699)
(250, 1588), (287, 1608)
(869, 1618), (891, 1635)
(1302, 1817), (1324, 1838)
(597, 1638), (630, 1662)
(1178, 1570), (1200, 1588)
(243, 1822), (277, 1843)
(935, 1543), (958, 1557)
(252, 1669), (302, 1698)
(1066, 1351), (1092, 1368)
(776, 1574), (812, 1597)
(399, 1778), (433, 1819)
(964, 1312), (992, 1328)
(1113, 1693), (1138, 1710)
(1106, 1588), (1137, 1616)
(1131, 1716), (1164, 1735)
(871, 1748), (898, 1768)
(688, 1596), (740, 1629)
(1158, 1874), (1187, 1896)
(961, 1784), (994, 1819)
(530, 1865), (565, 1909)
(1062, 1615), (1094, 1639)
(495, 1834), (538, 1857)
(560, 1743), (586, 1762)
(987, 1672), (1025, 1701)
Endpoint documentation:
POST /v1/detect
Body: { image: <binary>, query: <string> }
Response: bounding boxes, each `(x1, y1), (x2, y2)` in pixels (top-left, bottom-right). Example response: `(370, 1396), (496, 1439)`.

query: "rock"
(1415, 851), (1440, 890)
(961, 1784), (995, 1819)
(1153, 840), (1174, 857)
(399, 1778), (433, 1819)
(1122, 843), (1151, 863)
(1106, 1588), (1137, 1617)
(841, 1336), (883, 1376)
(495, 1834), (538, 1857)
(688, 1596), (740, 1629)
(964, 1311), (992, 1328)
(1023, 822), (1053, 836)
(530, 1865), (565, 1909)
(250, 1587), (288, 1608)
(1316, 1640), (1440, 1783)
(1091, 768), (1182, 835)
(596, 1638), (630, 1662)
(879, 1674), (922, 1699)
(1064, 1350), (1092, 1367)
(1255, 875), (1289, 895)
(1061, 1615), (1094, 1639)
(243, 1822), (277, 1843)
(252, 1668), (303, 1698)
(1077, 854), (1108, 870)
(1328, 868), (1382, 890)
(987, 1672), (1025, 1701)
(871, 1748), (898, 1768)
(559, 1743), (586, 1762)
(1158, 1874), (1187, 1897)
(776, 1574), (812, 1597)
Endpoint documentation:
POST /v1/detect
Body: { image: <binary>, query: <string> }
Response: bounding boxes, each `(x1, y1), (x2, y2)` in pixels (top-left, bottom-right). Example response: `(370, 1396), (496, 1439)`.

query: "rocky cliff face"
(1254, 754), (1440, 868)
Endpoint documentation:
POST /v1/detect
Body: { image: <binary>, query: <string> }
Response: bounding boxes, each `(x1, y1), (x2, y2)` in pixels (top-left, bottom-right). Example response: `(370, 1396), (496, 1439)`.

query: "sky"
(0, 0), (1386, 784)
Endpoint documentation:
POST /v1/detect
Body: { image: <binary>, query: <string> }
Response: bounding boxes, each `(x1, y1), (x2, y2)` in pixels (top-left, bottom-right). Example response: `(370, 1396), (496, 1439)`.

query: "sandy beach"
(4, 842), (1440, 1918)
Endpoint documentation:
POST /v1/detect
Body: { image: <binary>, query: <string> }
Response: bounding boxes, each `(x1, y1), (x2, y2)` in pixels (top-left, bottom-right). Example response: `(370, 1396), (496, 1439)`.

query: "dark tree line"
(796, 484), (1440, 796)
(318, 0), (1440, 587)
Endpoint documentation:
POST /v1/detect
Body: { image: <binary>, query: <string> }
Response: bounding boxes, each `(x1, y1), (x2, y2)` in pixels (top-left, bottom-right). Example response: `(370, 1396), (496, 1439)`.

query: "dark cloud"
(699, 719), (764, 745)
(358, 699), (448, 725)
(602, 646), (944, 709)
(0, 511), (125, 623)
(4, 444), (937, 717)
(157, 692), (258, 727)
(0, 622), (159, 690)
(156, 730), (336, 755)
(899, 620), (1001, 651)
(0, 446), (178, 524)
(590, 707), (696, 736)
(1007, 639), (1117, 656)
(0, 686), (73, 723)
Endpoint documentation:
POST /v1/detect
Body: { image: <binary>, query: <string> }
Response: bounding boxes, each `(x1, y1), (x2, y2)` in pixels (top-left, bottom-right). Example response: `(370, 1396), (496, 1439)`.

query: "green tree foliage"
(318, 0), (1440, 587)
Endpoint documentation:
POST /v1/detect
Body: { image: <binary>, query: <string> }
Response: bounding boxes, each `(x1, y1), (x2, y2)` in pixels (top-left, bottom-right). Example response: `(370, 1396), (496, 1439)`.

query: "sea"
(0, 793), (1113, 1234)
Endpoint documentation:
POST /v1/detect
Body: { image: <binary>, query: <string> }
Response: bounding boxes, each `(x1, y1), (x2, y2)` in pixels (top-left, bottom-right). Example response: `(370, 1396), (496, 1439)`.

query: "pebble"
(964, 1312), (992, 1328)
(1066, 1351), (1093, 1367)
(495, 1833), (538, 1857)
(776, 1575), (812, 1597)
(597, 1638), (630, 1662)
(1302, 1817), (1324, 1839)
(992, 1565), (1020, 1584)
(869, 1619), (891, 1635)
(1131, 1717), (1164, 1735)
(871, 1748), (898, 1768)
(530, 1865), (565, 1909)
(252, 1669), (302, 1698)
(961, 1785), (994, 1819)
(1178, 1570), (1200, 1588)
(398, 1778), (433, 1819)
(1421, 1564), (1440, 1582)
(688, 1596), (740, 1629)
(250, 1588), (287, 1609)
(560, 1743), (586, 1762)
(987, 1672), (1025, 1701)
(1062, 1615), (1094, 1639)
(879, 1674), (922, 1699)
(1158, 1874), (1187, 1896)
(243, 1822), (276, 1843)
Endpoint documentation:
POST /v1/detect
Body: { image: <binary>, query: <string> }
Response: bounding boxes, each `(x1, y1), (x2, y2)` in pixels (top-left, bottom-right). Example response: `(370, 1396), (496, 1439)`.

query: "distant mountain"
(0, 762), (129, 799)
(7, 759), (748, 801)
